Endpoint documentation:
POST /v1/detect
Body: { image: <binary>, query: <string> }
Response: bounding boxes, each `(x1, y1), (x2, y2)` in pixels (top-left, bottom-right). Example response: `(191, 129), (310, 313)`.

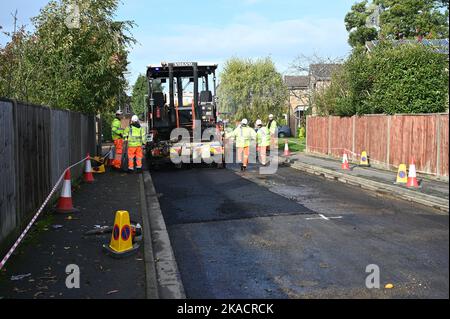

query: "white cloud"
(127, 14), (350, 84)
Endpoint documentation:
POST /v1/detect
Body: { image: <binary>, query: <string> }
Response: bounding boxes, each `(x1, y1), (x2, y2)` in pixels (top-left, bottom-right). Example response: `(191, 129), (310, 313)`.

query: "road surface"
(151, 163), (449, 299)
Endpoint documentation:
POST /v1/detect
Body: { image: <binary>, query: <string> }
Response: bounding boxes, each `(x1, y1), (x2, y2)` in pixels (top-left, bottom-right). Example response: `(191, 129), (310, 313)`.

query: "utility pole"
(7, 10), (18, 97)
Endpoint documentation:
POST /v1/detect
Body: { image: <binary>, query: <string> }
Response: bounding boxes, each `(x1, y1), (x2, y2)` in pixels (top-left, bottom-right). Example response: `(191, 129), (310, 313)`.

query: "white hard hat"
(116, 110), (123, 115)
(255, 119), (262, 126)
(268, 114), (274, 119)
(131, 115), (139, 123)
(241, 119), (248, 125)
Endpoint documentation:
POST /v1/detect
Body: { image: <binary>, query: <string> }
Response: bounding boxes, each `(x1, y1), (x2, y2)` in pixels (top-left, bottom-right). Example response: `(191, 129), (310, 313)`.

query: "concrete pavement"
(0, 170), (149, 299)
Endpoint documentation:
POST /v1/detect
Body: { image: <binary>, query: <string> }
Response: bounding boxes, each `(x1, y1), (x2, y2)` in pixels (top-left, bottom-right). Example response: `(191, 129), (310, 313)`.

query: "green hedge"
(316, 43), (449, 116)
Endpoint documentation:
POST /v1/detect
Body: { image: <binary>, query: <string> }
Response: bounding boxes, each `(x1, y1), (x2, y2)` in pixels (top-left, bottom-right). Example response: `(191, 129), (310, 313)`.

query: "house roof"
(309, 64), (341, 80)
(284, 75), (310, 88)
(365, 39), (449, 55)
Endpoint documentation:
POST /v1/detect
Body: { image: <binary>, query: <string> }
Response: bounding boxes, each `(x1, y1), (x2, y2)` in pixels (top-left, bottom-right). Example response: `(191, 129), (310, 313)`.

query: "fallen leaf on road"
(39, 276), (57, 280)
(11, 273), (32, 281)
(385, 283), (394, 289)
(13, 287), (27, 293)
(107, 290), (119, 295)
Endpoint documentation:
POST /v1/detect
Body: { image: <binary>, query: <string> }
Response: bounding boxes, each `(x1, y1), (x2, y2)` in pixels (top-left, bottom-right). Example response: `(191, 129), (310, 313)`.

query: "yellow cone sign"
(360, 151), (369, 166)
(109, 211), (133, 253)
(396, 164), (408, 184)
(93, 164), (106, 174)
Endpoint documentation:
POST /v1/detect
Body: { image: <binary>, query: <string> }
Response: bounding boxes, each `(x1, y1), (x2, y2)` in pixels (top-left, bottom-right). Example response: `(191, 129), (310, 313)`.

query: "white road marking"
(306, 214), (343, 221)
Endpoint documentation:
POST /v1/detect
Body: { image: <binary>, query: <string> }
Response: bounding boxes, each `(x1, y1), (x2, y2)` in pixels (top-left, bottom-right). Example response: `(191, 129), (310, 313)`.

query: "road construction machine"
(145, 62), (225, 169)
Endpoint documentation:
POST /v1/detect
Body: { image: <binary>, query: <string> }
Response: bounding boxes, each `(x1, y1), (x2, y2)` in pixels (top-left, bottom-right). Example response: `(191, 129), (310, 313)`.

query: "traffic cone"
(55, 169), (78, 214)
(284, 139), (290, 157)
(83, 154), (95, 183)
(342, 153), (350, 170)
(406, 157), (419, 188)
(395, 164), (408, 184)
(108, 147), (114, 167)
(103, 210), (140, 258)
(360, 151), (370, 167)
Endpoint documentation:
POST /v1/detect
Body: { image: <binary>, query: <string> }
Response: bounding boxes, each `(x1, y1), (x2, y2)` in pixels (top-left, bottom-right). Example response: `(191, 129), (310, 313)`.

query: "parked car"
(277, 125), (291, 138)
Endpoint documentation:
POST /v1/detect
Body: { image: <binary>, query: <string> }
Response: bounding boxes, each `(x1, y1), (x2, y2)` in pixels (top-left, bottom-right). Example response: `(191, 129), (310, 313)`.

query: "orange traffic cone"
(83, 154), (95, 183)
(342, 153), (350, 170)
(55, 169), (78, 214)
(406, 157), (419, 188)
(284, 139), (290, 157)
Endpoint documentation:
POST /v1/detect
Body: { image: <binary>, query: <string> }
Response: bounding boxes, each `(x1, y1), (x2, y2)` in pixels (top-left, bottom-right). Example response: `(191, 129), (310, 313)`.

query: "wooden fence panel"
(14, 103), (52, 223)
(438, 115), (449, 177)
(329, 116), (353, 157)
(306, 116), (328, 154)
(69, 112), (83, 178)
(0, 101), (17, 245)
(50, 110), (70, 186)
(306, 114), (449, 177)
(0, 98), (97, 255)
(354, 116), (389, 166)
(389, 115), (438, 174)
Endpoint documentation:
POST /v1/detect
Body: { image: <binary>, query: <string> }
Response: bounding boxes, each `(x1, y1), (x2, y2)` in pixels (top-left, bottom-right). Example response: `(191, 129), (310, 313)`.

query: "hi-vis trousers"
(237, 147), (250, 167)
(128, 146), (143, 170)
(113, 139), (124, 169)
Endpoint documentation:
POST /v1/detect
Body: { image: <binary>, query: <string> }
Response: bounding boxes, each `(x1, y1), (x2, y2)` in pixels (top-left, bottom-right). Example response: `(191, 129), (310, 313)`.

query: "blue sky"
(0, 0), (356, 86)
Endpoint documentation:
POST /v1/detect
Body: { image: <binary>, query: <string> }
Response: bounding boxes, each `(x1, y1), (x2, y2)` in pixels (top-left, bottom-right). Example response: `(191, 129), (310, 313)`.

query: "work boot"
(128, 169), (134, 174)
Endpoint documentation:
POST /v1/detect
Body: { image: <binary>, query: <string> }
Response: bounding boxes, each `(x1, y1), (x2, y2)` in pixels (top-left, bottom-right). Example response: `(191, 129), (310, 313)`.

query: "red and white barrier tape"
(0, 156), (89, 271)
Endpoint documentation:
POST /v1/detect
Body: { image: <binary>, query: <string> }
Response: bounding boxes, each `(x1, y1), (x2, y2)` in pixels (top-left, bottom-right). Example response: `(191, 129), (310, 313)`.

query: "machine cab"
(146, 62), (218, 143)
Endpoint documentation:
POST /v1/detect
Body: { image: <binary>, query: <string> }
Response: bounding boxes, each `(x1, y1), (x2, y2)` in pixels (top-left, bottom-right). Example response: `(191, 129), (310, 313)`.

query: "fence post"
(327, 116), (331, 155)
(12, 99), (20, 234)
(352, 116), (356, 156)
(386, 116), (391, 169)
(305, 115), (309, 153)
(96, 115), (102, 156)
(436, 114), (441, 177)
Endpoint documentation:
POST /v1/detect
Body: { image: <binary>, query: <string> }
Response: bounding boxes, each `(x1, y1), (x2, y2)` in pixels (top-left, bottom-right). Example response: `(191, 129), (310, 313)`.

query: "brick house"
(285, 75), (310, 137)
(284, 63), (341, 137)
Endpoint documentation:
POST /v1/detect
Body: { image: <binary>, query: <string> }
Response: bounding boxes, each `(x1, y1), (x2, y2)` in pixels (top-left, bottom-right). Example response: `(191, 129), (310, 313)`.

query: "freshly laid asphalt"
(0, 171), (146, 299)
(152, 163), (449, 299)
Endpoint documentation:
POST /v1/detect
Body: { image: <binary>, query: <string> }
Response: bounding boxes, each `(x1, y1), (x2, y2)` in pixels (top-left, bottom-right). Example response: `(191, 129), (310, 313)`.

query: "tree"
(0, 0), (135, 114)
(130, 74), (163, 118)
(366, 43), (449, 114)
(345, 1), (379, 48)
(375, 0), (449, 39)
(218, 57), (288, 125)
(288, 53), (345, 113)
(315, 43), (449, 115)
(345, 0), (449, 47)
